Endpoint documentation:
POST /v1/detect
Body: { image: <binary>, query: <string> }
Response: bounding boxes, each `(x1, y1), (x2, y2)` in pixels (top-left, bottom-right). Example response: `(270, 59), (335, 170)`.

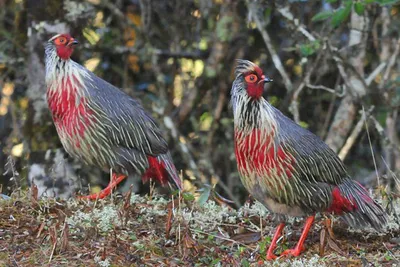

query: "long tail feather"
(339, 179), (387, 230)
(141, 153), (182, 190)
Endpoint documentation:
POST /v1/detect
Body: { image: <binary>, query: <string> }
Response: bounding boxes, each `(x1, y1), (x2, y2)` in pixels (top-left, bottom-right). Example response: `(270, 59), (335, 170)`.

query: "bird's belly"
(243, 174), (305, 217)
(261, 195), (305, 217)
(53, 110), (96, 163)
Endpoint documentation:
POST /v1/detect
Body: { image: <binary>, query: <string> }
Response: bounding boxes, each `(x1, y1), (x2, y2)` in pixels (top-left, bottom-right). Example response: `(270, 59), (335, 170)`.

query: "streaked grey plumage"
(231, 59), (387, 258)
(45, 34), (182, 197)
(232, 59), (386, 229)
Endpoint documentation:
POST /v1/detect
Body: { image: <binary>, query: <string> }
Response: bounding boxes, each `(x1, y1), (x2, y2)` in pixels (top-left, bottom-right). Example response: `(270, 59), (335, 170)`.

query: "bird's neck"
(233, 93), (277, 137)
(45, 51), (87, 93)
(45, 51), (90, 120)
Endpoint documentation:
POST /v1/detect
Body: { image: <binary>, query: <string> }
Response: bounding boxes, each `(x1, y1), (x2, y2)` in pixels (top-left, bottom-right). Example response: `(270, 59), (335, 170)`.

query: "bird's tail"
(338, 179), (387, 230)
(142, 153), (182, 190)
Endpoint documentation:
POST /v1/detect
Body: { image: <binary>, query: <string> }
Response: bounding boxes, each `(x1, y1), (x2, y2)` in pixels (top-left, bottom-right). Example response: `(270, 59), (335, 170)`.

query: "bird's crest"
(48, 33), (62, 42)
(235, 59), (259, 76)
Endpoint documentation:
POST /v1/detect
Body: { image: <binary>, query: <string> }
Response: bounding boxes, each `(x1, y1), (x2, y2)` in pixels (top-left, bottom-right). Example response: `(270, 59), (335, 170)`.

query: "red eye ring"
(54, 36), (67, 45)
(245, 74), (258, 83)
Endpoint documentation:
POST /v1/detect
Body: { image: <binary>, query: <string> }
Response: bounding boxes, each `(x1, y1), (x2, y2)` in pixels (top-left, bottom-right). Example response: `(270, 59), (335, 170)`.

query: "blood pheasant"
(231, 60), (387, 259)
(45, 34), (182, 199)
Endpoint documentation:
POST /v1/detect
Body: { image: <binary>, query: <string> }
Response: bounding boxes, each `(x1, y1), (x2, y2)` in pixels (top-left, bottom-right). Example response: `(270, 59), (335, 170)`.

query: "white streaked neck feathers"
(45, 44), (90, 95)
(231, 77), (278, 138)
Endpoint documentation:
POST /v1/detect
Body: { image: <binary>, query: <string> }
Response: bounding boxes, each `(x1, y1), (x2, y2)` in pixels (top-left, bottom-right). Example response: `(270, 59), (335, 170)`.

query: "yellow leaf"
(2, 82), (14, 96)
(11, 143), (24, 157)
(84, 57), (100, 72)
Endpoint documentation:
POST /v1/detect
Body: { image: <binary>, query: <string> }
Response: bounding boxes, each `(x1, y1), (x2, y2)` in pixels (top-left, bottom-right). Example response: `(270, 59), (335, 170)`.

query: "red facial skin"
(53, 34), (76, 60)
(243, 66), (266, 99)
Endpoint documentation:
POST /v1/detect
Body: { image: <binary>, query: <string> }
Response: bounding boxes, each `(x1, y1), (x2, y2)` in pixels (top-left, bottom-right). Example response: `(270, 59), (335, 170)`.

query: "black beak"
(264, 77), (273, 83)
(68, 39), (79, 46)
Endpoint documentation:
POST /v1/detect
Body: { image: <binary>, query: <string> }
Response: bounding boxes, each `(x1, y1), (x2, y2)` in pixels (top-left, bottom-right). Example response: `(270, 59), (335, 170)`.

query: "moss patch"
(0, 190), (399, 266)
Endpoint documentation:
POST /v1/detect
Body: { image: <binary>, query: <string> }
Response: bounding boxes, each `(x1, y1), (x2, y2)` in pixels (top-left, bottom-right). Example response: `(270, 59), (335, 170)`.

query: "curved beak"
(263, 76), (273, 83)
(68, 38), (79, 47)
(259, 75), (273, 84)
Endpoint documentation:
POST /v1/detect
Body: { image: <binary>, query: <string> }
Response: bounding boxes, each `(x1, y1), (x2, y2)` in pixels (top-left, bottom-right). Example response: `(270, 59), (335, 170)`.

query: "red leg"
(266, 223), (285, 260)
(78, 174), (127, 200)
(281, 215), (315, 257)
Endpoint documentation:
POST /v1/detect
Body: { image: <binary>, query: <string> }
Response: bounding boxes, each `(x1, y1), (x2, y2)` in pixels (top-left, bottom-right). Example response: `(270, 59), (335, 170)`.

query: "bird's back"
(47, 60), (168, 175)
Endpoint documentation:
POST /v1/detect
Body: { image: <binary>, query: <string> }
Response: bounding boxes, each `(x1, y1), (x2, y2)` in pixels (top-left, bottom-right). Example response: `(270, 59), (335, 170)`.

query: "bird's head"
(233, 60), (272, 100)
(47, 34), (78, 60)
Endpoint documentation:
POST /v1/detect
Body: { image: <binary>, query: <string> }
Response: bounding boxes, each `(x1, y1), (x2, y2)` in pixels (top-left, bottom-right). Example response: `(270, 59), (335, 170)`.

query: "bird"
(230, 59), (387, 259)
(44, 33), (182, 200)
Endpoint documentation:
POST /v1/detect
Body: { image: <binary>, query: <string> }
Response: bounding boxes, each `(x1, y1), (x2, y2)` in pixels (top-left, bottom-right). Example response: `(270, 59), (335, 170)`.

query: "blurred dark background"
(1, 0), (399, 205)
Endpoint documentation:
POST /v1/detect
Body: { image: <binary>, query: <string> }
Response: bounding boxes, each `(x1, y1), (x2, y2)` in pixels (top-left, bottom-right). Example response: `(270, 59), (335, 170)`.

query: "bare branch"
(247, 1), (293, 92)
(306, 83), (346, 97)
(365, 62), (386, 86)
(153, 49), (208, 60)
(276, 6), (316, 42)
(380, 37), (400, 91)
(290, 50), (324, 123)
(337, 106), (374, 160)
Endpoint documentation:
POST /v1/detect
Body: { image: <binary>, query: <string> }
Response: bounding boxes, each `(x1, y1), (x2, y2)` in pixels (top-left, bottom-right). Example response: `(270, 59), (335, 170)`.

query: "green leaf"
(171, 189), (180, 196)
(182, 192), (195, 201)
(331, 2), (352, 27)
(299, 40), (321, 57)
(241, 259), (250, 267)
(299, 121), (309, 129)
(197, 186), (211, 206)
(210, 258), (221, 265)
(311, 11), (333, 22)
(259, 238), (269, 254)
(377, 0), (400, 5)
(354, 2), (365, 15)
(300, 44), (313, 57)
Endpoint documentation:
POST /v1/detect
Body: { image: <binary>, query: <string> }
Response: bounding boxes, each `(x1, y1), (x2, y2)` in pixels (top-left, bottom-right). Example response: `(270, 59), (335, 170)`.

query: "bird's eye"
(54, 37), (67, 45)
(245, 74), (258, 83)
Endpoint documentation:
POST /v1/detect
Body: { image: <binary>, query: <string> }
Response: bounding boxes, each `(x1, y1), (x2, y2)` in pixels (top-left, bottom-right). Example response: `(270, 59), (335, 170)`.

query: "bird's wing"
(84, 71), (169, 157)
(274, 108), (348, 186)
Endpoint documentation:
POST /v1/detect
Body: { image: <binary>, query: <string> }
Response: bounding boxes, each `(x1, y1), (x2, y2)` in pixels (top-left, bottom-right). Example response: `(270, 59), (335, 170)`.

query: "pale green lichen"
(274, 255), (325, 267)
(385, 199), (400, 231)
(238, 200), (270, 218)
(94, 256), (110, 267)
(64, 0), (94, 21)
(180, 200), (237, 231)
(66, 204), (121, 233)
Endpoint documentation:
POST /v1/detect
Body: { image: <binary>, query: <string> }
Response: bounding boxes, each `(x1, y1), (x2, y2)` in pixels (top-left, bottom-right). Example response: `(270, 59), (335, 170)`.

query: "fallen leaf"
(30, 182), (38, 208)
(165, 197), (180, 239)
(123, 186), (133, 210)
(183, 227), (199, 252)
(101, 246), (107, 261)
(35, 222), (45, 238)
(324, 218), (335, 239)
(327, 237), (345, 256)
(230, 232), (261, 244)
(60, 222), (69, 252)
(319, 228), (327, 256)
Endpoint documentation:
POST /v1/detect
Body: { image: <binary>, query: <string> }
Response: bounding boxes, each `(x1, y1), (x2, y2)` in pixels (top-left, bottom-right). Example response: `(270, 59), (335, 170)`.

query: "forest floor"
(0, 188), (399, 267)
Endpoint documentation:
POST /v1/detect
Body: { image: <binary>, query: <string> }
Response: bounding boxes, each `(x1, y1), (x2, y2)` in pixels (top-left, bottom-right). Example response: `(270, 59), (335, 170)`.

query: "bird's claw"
(280, 247), (304, 257)
(266, 252), (278, 260)
(77, 174), (127, 200)
(78, 192), (106, 200)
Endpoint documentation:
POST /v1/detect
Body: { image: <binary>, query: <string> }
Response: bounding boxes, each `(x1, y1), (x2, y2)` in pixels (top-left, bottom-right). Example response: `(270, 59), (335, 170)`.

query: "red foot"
(266, 252), (277, 261)
(280, 247), (304, 257)
(280, 215), (315, 258)
(78, 174), (127, 200)
(266, 223), (285, 261)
